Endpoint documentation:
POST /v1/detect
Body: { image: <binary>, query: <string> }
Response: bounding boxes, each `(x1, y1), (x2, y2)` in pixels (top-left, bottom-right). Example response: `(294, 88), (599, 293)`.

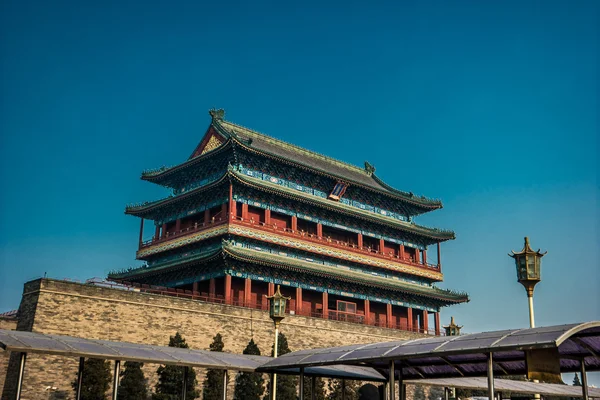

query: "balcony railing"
(230, 215), (440, 271)
(138, 214), (440, 272)
(139, 217), (228, 249)
(112, 280), (441, 336)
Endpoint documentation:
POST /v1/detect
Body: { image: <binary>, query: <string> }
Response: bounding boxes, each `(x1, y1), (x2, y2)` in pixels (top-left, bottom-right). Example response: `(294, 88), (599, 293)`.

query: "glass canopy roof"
(257, 322), (600, 379)
(0, 329), (384, 380)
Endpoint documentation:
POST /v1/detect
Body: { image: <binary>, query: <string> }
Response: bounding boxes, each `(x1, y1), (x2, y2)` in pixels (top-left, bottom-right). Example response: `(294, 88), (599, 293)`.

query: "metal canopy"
(257, 322), (600, 379)
(406, 378), (600, 398)
(0, 329), (384, 381)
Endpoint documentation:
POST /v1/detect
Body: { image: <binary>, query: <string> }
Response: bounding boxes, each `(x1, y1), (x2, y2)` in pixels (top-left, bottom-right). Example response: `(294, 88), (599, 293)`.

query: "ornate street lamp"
(266, 285), (290, 400)
(508, 237), (547, 328)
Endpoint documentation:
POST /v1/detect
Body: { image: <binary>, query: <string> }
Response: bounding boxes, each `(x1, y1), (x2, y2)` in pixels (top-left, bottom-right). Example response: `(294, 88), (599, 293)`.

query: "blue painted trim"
(233, 194), (425, 250)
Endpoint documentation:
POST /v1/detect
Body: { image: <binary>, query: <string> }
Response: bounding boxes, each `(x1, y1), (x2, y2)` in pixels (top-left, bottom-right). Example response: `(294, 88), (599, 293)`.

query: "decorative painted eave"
(230, 168), (455, 242)
(125, 171), (230, 216)
(139, 136), (234, 187)
(108, 246), (223, 280)
(222, 242), (469, 304)
(214, 118), (443, 212)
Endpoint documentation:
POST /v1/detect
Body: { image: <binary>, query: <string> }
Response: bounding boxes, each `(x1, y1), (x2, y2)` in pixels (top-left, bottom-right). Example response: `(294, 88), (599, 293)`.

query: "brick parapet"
(2, 279), (427, 399)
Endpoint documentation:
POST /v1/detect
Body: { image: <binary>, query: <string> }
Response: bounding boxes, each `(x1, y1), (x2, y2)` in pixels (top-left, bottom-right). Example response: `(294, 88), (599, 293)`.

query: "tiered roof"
(141, 110), (443, 215)
(125, 167), (454, 243)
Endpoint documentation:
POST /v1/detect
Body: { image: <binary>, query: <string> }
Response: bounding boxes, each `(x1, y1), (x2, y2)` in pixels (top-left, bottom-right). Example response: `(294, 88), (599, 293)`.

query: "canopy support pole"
(444, 388), (449, 400)
(112, 360), (121, 400)
(487, 353), (494, 400)
(222, 370), (228, 400)
(342, 379), (346, 400)
(15, 352), (26, 400)
(389, 360), (395, 400)
(311, 376), (316, 400)
(581, 359), (589, 400)
(75, 357), (85, 400)
(182, 367), (188, 400)
(299, 368), (305, 400)
(398, 364), (404, 400)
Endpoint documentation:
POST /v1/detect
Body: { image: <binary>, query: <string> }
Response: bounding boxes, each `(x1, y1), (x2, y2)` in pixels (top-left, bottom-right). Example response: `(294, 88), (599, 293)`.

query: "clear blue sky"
(1, 0), (598, 384)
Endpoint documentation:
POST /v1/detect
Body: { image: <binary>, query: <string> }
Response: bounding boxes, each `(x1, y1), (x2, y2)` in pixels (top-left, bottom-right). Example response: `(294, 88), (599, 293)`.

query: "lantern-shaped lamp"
(266, 285), (291, 326)
(509, 237), (547, 295)
(508, 237), (547, 328)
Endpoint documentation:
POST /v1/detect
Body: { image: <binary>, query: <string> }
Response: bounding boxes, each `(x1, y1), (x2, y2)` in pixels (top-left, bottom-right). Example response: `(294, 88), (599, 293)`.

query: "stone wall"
(0, 318), (17, 397)
(2, 279), (426, 399)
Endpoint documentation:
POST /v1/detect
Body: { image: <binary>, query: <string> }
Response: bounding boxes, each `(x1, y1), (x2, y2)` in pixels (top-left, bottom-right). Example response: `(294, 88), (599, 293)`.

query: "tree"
(118, 361), (148, 400)
(71, 358), (112, 400)
(303, 376), (326, 400)
(264, 332), (297, 400)
(573, 373), (582, 386)
(233, 339), (265, 400)
(153, 332), (199, 400)
(428, 385), (445, 400)
(203, 333), (227, 400)
(358, 384), (380, 400)
(413, 384), (426, 400)
(327, 379), (359, 400)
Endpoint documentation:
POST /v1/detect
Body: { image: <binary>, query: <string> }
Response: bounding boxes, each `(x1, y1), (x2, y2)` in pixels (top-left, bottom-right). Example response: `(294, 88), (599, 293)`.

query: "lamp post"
(267, 285), (290, 400)
(508, 237), (547, 328)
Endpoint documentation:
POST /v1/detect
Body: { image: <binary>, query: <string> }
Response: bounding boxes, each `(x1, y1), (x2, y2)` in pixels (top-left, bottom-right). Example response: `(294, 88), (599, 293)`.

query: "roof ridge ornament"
(209, 108), (225, 121)
(364, 161), (376, 176)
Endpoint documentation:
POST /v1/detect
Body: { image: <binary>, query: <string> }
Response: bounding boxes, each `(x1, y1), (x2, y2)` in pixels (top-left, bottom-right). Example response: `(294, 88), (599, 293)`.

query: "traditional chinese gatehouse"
(109, 109), (468, 335)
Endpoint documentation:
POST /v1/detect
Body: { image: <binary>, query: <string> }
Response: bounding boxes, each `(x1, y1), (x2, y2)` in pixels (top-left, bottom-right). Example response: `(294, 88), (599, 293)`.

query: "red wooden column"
(322, 292), (329, 319)
(357, 233), (363, 249)
(241, 203), (249, 220)
(204, 209), (211, 225)
(379, 239), (385, 254)
(296, 287), (303, 315)
(228, 184), (235, 223)
(399, 244), (405, 260)
(209, 278), (216, 298)
(437, 242), (442, 270)
(138, 219), (145, 247)
(264, 209), (271, 225)
(224, 275), (232, 304)
(415, 248), (421, 264)
(316, 223), (323, 238)
(364, 299), (370, 325)
(220, 203), (227, 221)
(422, 249), (427, 265)
(407, 308), (413, 331)
(175, 218), (181, 233)
(192, 281), (198, 293)
(161, 223), (167, 238)
(154, 224), (160, 241)
(435, 312), (441, 336)
(386, 303), (393, 328)
(244, 278), (252, 307)
(268, 282), (275, 296)
(229, 200), (237, 222)
(291, 216), (298, 231)
(422, 310), (429, 334)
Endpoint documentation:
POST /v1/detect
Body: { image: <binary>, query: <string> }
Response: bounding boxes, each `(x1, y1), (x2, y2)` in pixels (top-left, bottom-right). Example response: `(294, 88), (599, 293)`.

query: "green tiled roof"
(222, 242), (468, 304)
(215, 119), (443, 210)
(230, 168), (455, 241)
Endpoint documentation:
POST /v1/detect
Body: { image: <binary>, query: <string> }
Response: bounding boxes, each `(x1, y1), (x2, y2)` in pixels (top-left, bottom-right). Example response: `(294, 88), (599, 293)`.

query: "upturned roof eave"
(216, 119), (443, 212)
(230, 169), (455, 242)
(139, 134), (233, 186)
(223, 244), (468, 304)
(108, 247), (224, 281)
(124, 171), (230, 217)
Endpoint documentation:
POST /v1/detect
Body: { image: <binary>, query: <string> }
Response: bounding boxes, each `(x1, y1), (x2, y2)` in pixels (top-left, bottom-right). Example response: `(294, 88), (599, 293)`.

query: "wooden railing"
(230, 215), (440, 271)
(140, 217), (228, 248)
(105, 279), (440, 335)
(138, 215), (440, 272)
